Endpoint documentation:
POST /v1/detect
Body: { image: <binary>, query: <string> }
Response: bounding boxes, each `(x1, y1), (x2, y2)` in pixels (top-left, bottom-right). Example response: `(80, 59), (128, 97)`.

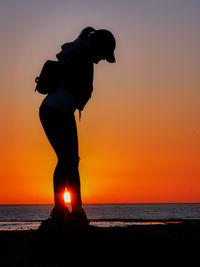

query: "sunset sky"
(0, 0), (200, 204)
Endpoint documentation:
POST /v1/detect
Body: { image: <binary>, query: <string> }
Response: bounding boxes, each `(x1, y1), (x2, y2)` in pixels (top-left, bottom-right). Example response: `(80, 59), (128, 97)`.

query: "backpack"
(35, 60), (63, 94)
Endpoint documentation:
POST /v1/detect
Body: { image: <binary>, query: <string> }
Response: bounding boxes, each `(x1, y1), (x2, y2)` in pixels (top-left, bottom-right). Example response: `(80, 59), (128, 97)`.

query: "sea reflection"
(0, 220), (181, 230)
(90, 221), (176, 227)
(0, 221), (40, 231)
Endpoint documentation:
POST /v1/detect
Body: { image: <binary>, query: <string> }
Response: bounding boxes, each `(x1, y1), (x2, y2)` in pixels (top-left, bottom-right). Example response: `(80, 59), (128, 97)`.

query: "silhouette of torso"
(41, 38), (94, 112)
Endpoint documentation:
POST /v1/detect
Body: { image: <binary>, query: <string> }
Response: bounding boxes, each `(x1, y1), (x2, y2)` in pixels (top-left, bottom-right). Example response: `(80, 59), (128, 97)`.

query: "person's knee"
(58, 156), (80, 168)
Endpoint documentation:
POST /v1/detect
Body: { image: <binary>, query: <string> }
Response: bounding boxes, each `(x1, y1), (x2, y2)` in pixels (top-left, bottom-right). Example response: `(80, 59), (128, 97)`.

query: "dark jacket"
(56, 38), (94, 111)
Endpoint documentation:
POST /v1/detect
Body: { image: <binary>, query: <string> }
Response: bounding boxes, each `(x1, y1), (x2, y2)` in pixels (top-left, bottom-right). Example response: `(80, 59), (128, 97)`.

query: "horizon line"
(0, 202), (200, 205)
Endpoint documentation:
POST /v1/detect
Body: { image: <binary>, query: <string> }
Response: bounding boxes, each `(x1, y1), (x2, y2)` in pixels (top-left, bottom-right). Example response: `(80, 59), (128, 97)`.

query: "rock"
(29, 216), (110, 266)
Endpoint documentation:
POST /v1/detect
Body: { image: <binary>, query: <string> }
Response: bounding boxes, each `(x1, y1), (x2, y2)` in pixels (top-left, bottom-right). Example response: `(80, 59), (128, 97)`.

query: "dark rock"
(29, 216), (111, 266)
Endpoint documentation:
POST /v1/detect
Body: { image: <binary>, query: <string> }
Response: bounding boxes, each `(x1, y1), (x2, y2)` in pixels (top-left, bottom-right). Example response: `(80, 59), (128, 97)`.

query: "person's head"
(78, 27), (96, 41)
(78, 27), (116, 64)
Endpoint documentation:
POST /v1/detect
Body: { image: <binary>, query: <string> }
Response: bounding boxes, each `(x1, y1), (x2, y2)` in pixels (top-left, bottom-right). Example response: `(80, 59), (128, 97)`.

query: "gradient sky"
(0, 0), (200, 204)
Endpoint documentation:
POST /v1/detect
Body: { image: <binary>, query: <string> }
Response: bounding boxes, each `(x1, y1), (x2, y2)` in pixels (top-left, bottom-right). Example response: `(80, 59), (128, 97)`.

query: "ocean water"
(0, 203), (199, 230)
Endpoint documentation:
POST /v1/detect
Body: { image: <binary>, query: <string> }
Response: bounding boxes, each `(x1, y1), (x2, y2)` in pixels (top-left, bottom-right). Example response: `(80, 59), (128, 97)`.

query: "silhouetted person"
(39, 27), (116, 223)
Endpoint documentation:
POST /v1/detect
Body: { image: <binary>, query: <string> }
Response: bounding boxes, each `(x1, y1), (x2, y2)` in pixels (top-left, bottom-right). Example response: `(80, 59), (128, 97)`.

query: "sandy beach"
(0, 219), (199, 266)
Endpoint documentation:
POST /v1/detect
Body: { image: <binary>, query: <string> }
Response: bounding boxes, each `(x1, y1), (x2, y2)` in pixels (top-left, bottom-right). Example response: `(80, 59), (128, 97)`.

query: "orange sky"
(0, 1), (200, 203)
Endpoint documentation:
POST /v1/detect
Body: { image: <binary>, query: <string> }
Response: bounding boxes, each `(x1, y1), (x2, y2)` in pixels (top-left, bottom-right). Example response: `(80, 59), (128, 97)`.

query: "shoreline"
(1, 218), (199, 231)
(1, 218), (199, 223)
(1, 202), (200, 205)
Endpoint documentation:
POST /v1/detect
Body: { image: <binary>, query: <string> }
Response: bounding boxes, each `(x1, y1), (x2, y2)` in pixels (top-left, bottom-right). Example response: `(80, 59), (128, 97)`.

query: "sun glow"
(64, 190), (71, 203)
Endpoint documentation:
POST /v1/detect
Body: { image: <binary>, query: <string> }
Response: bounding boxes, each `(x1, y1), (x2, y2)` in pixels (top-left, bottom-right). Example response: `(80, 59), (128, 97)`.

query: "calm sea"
(0, 203), (199, 230)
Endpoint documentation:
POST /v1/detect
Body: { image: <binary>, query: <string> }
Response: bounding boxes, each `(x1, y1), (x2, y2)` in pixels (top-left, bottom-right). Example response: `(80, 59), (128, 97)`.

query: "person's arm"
(74, 59), (94, 111)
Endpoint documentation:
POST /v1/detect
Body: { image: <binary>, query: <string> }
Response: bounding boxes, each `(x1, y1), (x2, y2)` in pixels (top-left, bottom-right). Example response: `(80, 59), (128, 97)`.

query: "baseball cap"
(96, 29), (116, 63)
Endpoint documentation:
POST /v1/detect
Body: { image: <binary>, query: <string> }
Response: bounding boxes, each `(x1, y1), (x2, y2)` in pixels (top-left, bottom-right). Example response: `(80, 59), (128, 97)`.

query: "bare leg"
(53, 161), (66, 210)
(53, 157), (82, 211)
(39, 105), (84, 217)
(69, 157), (82, 212)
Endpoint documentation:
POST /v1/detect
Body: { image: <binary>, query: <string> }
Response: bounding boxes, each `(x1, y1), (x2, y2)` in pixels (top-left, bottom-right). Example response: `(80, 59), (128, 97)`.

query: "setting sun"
(64, 191), (71, 203)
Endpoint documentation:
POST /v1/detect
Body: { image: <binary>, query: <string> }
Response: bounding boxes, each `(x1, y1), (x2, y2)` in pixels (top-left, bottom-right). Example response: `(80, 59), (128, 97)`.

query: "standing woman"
(39, 27), (116, 223)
